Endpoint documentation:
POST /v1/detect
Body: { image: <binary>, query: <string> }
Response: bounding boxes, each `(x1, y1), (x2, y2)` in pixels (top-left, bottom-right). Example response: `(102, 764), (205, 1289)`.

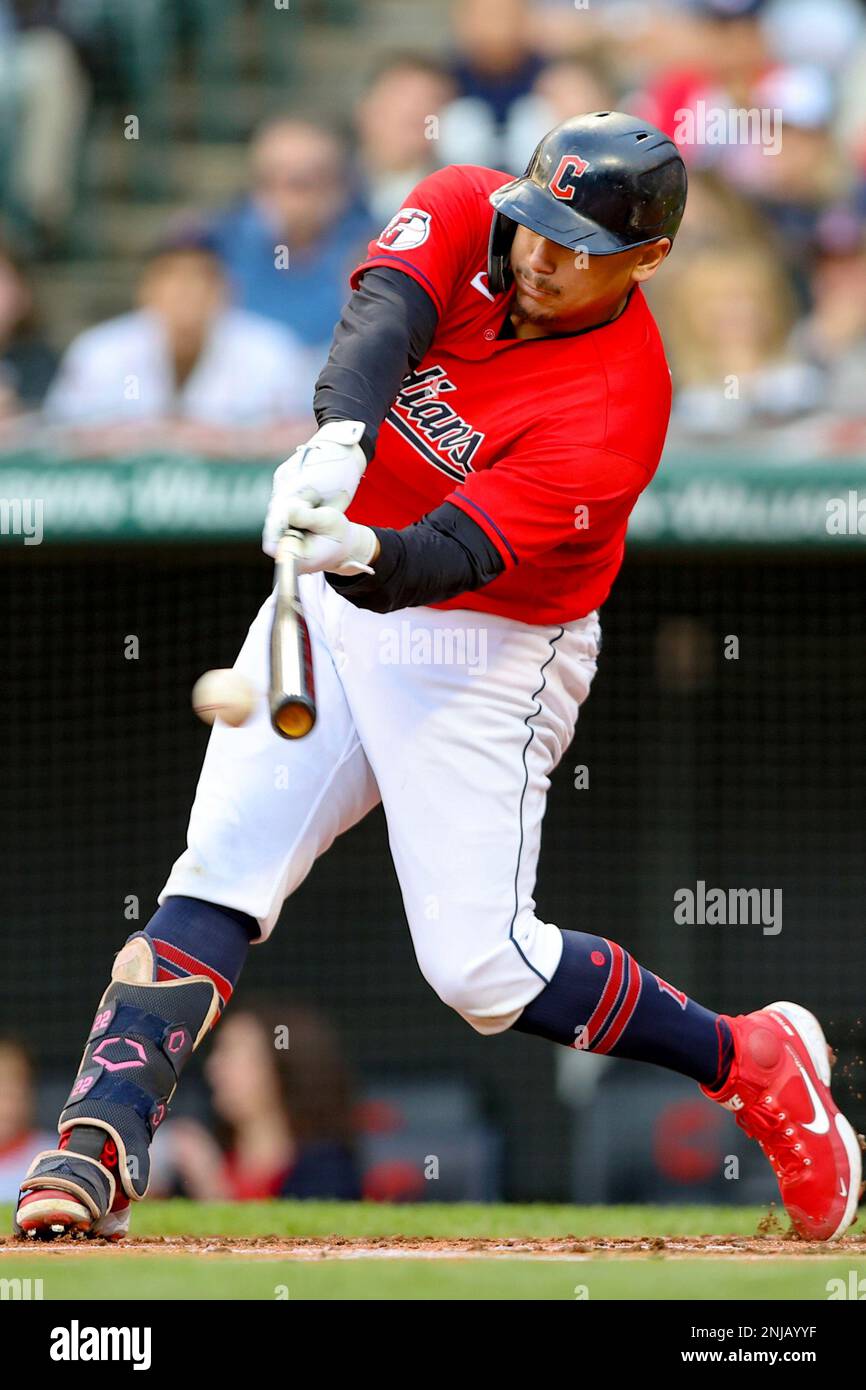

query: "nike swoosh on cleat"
(790, 1051), (831, 1135)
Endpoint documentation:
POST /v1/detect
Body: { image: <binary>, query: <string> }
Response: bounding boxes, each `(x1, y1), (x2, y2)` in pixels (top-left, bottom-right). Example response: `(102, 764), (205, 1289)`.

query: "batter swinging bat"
(269, 530), (316, 739)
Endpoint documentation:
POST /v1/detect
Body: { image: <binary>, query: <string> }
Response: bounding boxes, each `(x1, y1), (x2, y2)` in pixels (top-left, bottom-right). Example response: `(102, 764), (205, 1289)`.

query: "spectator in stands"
(661, 169), (772, 262)
(735, 65), (853, 293)
(640, 170), (778, 363)
(0, 1040), (54, 1201)
(0, 0), (89, 252)
(208, 118), (374, 373)
(0, 244), (57, 414)
(152, 1006), (360, 1201)
(450, 0), (543, 124)
(593, 0), (706, 100)
(762, 0), (864, 76)
(354, 52), (455, 226)
(658, 243), (824, 436)
(503, 54), (615, 173)
(635, 0), (779, 207)
(637, 0), (770, 153)
(57, 0), (176, 194)
(530, 0), (605, 58)
(837, 29), (866, 184)
(438, 0), (546, 168)
(43, 236), (313, 456)
(793, 232), (866, 415)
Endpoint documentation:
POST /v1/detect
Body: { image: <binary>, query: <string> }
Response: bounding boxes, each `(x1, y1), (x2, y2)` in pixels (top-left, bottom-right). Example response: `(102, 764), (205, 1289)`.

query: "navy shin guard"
(20, 934), (219, 1216)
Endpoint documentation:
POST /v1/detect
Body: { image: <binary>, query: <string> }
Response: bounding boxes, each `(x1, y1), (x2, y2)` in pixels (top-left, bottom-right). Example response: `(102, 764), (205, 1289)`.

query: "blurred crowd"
(0, 1012), (500, 1204)
(0, 0), (865, 455)
(0, 1016), (361, 1204)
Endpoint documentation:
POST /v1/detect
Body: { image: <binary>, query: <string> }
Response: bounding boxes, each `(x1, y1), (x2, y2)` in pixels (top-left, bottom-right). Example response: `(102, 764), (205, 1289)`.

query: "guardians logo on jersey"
(385, 365), (484, 482)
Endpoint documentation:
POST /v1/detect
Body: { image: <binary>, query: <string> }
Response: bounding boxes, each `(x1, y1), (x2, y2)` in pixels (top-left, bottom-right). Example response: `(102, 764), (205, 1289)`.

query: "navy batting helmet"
(488, 111), (688, 293)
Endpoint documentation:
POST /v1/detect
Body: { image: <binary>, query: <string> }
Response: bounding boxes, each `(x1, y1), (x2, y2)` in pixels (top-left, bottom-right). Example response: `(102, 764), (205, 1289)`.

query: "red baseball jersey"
(347, 164), (672, 625)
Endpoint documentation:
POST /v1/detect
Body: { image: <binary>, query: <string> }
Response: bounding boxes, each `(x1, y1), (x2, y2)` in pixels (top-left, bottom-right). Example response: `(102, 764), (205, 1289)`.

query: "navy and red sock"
(136, 895), (256, 1013)
(514, 928), (733, 1090)
(134, 904), (732, 1089)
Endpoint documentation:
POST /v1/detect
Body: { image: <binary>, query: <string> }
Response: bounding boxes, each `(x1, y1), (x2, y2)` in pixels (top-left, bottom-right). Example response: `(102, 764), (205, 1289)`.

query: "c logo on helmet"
(549, 154), (590, 201)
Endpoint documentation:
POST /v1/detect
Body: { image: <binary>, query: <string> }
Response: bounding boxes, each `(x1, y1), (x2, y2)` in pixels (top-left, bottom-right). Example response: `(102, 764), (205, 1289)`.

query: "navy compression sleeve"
(316, 265), (506, 609)
(326, 500), (505, 613)
(314, 266), (439, 462)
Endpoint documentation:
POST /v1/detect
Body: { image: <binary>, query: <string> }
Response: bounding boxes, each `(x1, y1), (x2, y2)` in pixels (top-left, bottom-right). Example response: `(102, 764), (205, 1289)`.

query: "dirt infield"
(3, 1232), (866, 1260)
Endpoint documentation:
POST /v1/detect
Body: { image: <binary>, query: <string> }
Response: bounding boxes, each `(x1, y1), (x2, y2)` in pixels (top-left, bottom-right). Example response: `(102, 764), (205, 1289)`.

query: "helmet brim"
(490, 177), (667, 256)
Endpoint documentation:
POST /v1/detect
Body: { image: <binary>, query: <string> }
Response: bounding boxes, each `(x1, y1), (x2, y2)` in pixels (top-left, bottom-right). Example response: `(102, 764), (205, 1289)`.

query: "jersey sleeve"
(350, 166), (492, 318)
(445, 437), (652, 570)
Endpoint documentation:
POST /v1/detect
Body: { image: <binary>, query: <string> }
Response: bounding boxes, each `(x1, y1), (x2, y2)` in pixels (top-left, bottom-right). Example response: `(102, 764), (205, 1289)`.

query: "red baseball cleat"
(15, 1188), (93, 1238)
(703, 1000), (862, 1240)
(14, 1131), (130, 1242)
(15, 1186), (130, 1241)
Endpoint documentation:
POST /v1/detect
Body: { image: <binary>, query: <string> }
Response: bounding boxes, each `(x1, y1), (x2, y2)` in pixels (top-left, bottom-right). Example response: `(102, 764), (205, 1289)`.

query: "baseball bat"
(268, 530), (316, 739)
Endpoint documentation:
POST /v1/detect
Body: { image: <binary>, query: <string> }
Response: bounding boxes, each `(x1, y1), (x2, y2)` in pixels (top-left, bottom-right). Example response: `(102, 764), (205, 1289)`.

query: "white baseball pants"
(161, 573), (601, 1034)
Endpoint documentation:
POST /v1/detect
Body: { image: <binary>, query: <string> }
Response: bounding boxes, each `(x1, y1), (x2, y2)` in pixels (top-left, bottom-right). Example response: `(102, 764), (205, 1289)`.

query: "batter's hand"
(263, 419), (367, 559)
(282, 493), (379, 577)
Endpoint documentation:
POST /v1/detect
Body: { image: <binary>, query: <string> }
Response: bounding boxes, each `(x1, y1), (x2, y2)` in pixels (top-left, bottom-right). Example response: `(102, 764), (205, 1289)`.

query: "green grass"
(0, 1198), (805, 1239)
(3, 1257), (865, 1301)
(3, 1201), (863, 1301)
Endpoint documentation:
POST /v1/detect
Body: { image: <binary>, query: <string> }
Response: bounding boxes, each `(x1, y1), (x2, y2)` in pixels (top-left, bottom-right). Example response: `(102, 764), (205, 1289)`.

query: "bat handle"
(276, 527), (305, 565)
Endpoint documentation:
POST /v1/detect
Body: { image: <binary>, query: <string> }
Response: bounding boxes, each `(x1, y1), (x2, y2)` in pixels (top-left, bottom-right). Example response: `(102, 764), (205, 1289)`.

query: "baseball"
(191, 668), (257, 727)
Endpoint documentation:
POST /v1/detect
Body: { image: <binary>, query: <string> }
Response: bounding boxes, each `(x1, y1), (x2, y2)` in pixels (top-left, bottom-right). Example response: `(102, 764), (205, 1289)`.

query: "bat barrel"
(271, 691), (316, 739)
(269, 533), (317, 739)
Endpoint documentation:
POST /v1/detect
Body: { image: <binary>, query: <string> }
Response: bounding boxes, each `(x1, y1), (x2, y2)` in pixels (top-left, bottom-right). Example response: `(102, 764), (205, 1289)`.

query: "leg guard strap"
(18, 1148), (115, 1220)
(58, 935), (219, 1200)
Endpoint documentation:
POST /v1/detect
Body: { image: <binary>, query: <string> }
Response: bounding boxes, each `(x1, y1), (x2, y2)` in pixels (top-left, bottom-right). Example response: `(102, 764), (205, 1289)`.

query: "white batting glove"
(263, 419), (367, 559)
(283, 493), (378, 577)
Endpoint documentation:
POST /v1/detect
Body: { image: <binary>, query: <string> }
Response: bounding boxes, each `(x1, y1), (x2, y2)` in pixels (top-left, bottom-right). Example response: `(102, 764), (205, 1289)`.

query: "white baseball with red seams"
(161, 572), (601, 1035)
(191, 668), (257, 728)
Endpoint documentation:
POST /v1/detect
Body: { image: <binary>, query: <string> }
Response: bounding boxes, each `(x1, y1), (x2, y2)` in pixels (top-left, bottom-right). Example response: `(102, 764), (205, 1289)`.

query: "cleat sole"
(15, 1189), (92, 1239)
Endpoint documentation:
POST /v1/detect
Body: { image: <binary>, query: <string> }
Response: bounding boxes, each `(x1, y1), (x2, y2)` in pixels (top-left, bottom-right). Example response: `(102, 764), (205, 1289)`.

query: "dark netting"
(2, 544), (865, 1201)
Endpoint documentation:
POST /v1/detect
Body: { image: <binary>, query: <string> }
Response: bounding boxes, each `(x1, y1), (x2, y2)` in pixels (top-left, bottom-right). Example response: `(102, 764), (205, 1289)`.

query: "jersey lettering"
(386, 366), (484, 481)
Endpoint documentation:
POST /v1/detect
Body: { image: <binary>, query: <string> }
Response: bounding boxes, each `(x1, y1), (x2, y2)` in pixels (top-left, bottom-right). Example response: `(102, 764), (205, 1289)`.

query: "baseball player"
(17, 113), (860, 1242)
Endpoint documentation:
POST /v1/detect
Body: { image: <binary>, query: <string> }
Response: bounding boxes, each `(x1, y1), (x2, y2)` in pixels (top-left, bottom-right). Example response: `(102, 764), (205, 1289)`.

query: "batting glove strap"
(306, 419), (367, 452)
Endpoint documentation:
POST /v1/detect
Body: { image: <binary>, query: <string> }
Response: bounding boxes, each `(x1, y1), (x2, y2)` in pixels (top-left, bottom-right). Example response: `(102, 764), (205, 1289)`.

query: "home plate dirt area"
(3, 1231), (866, 1260)
(4, 1203), (866, 1299)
